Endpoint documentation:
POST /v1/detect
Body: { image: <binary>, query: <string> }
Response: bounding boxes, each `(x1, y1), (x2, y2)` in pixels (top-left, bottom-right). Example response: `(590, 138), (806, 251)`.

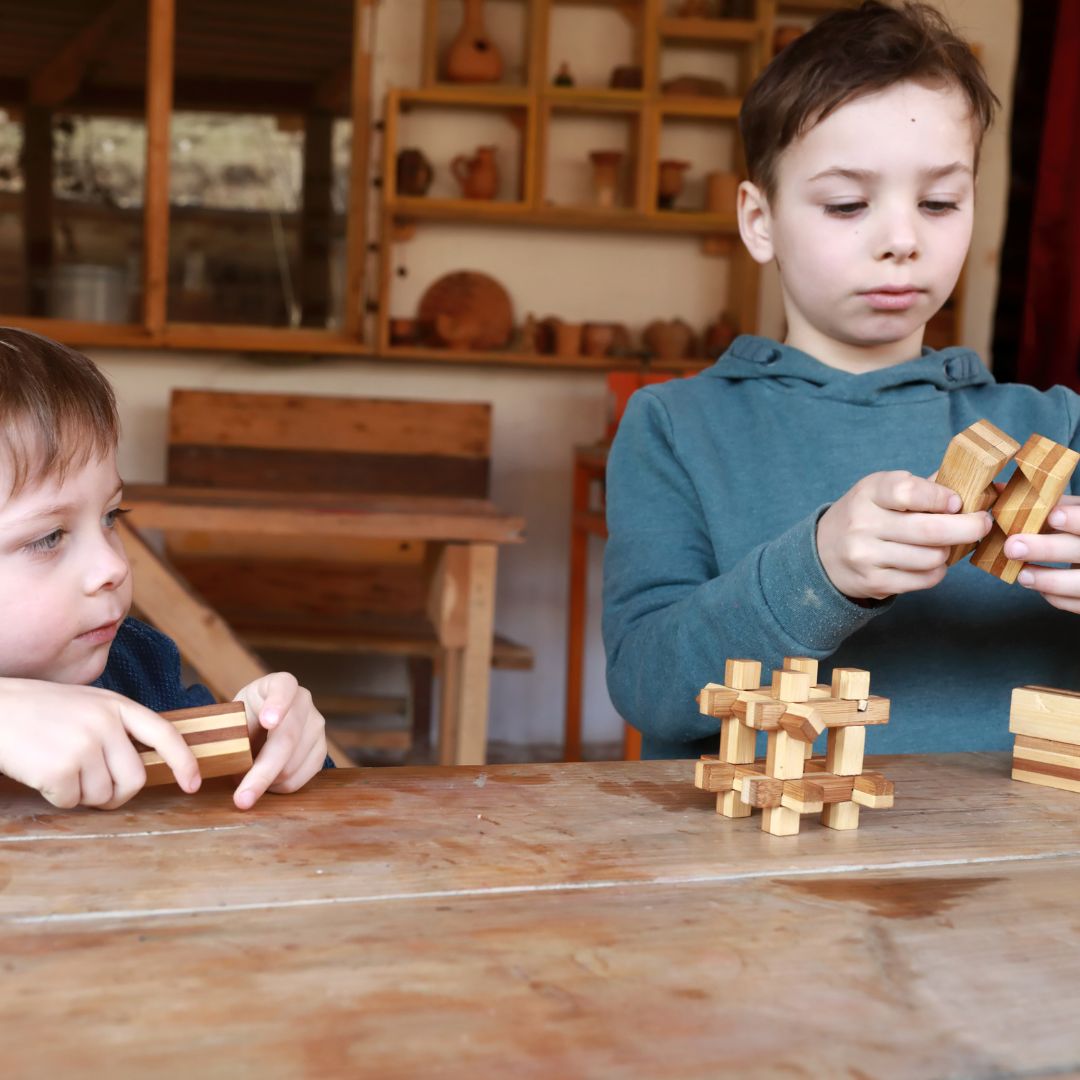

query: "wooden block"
(762, 806), (801, 836)
(719, 717), (757, 764)
(936, 420), (1020, 564)
(771, 669), (811, 703)
(717, 790), (753, 817)
(779, 703), (826, 743)
(140, 702), (252, 787)
(697, 682), (739, 718)
(737, 771), (785, 809)
(825, 726), (866, 776)
(973, 436), (1080, 583)
(694, 758), (736, 792)
(724, 658), (761, 691)
(736, 692), (787, 730)
(796, 770), (855, 803)
(831, 668), (870, 700)
(852, 773), (895, 809)
(781, 779), (825, 814)
(856, 695), (891, 725)
(1012, 733), (1080, 769)
(821, 801), (861, 830)
(1012, 764), (1080, 794)
(765, 730), (806, 780)
(1009, 686), (1080, 743)
(783, 656), (819, 683)
(808, 683), (833, 700)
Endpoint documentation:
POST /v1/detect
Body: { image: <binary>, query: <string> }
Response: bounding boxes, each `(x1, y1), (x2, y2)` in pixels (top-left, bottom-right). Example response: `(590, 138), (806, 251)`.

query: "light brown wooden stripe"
(1010, 757), (1080, 783)
(161, 701), (246, 724)
(133, 725), (249, 755)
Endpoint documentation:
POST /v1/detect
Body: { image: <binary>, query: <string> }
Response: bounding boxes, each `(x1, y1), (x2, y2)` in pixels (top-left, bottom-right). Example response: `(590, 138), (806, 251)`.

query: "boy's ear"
(737, 180), (775, 265)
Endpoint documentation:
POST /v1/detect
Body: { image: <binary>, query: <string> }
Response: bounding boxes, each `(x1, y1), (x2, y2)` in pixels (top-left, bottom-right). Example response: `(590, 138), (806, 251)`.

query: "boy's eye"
(104, 507), (131, 528)
(921, 200), (960, 214)
(26, 529), (64, 554)
(824, 202), (866, 217)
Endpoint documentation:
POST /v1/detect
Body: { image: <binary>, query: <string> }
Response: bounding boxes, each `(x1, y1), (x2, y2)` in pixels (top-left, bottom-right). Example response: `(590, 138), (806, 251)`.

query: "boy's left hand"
(231, 673), (327, 810)
(1003, 496), (1080, 613)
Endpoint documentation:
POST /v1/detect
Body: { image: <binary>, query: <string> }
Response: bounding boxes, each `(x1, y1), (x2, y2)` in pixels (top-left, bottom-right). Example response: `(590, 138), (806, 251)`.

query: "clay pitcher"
(445, 0), (504, 83)
(657, 159), (690, 209)
(643, 318), (694, 361)
(451, 145), (499, 200)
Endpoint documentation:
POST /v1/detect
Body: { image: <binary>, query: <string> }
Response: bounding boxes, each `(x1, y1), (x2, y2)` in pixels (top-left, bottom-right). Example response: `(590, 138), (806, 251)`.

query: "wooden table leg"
(428, 542), (498, 766)
(564, 459), (590, 762)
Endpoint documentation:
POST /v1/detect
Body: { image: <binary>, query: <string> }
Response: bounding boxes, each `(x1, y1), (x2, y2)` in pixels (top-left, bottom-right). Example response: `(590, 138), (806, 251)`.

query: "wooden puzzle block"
(781, 779), (825, 814)
(771, 669), (811, 703)
(831, 668), (870, 700)
(826, 726), (866, 776)
(796, 767), (856, 803)
(972, 435), (1080, 584)
(737, 770), (785, 809)
(737, 692), (788, 730)
(1011, 760), (1080, 794)
(936, 420), (1020, 565)
(697, 682), (739, 718)
(724, 658), (762, 690)
(694, 757), (736, 793)
(779, 703), (827, 743)
(719, 715), (757, 764)
(717, 790), (753, 818)
(761, 806), (801, 836)
(821, 801), (860, 831)
(783, 656), (819, 682)
(140, 701), (252, 788)
(766, 730), (806, 780)
(1009, 685), (1080, 743)
(857, 696), (891, 724)
(1012, 734), (1080, 769)
(852, 773), (895, 809)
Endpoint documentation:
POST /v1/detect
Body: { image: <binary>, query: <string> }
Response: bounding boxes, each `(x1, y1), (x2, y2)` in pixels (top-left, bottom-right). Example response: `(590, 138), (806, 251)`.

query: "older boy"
(0, 328), (326, 808)
(604, 1), (1080, 758)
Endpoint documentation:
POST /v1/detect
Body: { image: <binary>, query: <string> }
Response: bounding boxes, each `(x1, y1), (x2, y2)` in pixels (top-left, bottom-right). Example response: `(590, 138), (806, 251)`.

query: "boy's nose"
(874, 212), (919, 262)
(86, 534), (131, 594)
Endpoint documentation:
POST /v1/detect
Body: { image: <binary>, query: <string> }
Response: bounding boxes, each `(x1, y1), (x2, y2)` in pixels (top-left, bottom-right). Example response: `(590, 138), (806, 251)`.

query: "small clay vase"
(705, 170), (740, 215)
(451, 145), (499, 200)
(445, 0), (504, 83)
(704, 312), (738, 356)
(389, 316), (418, 345)
(555, 320), (583, 359)
(514, 313), (540, 354)
(553, 61), (575, 87)
(396, 148), (434, 197)
(609, 65), (643, 90)
(657, 160), (691, 210)
(582, 322), (616, 358)
(643, 318), (694, 361)
(589, 150), (624, 209)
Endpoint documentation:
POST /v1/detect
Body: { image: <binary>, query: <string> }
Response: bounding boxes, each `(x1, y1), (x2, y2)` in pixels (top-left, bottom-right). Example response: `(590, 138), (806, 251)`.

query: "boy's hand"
(1004, 496), (1080, 613)
(231, 673), (327, 810)
(0, 680), (201, 810)
(817, 471), (994, 601)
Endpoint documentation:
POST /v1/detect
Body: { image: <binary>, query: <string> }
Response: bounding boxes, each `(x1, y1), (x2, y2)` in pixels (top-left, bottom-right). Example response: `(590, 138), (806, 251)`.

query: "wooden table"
(4, 754), (1080, 1077)
(121, 484), (524, 765)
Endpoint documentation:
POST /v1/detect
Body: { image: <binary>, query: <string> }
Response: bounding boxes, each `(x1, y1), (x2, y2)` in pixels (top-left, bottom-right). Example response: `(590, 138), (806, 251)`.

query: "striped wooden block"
(139, 701), (253, 788)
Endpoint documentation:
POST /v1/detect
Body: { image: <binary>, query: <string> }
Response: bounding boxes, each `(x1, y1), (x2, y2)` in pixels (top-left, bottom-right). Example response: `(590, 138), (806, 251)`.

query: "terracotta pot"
(609, 65), (643, 90)
(657, 160), (691, 210)
(396, 148), (434, 197)
(643, 318), (695, 360)
(451, 145), (499, 200)
(417, 270), (513, 350)
(445, 0), (504, 83)
(705, 170), (740, 215)
(589, 150), (624, 209)
(389, 317), (418, 345)
(704, 312), (738, 356)
(555, 321), (583, 359)
(582, 322), (616, 357)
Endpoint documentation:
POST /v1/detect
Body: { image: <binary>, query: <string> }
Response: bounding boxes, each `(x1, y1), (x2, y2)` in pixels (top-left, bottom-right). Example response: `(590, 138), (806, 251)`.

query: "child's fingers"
(1005, 533), (1080, 564)
(78, 749), (116, 809)
(1045, 503), (1080, 533)
(268, 734), (327, 795)
(247, 672), (301, 731)
(1016, 565), (1080, 597)
(120, 703), (201, 794)
(233, 726), (301, 810)
(100, 735), (148, 809)
(872, 471), (961, 514)
(880, 510), (990, 548)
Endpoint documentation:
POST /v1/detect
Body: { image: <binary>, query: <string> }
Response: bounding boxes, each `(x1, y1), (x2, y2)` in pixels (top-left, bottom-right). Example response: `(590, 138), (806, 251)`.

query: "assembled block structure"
(1009, 685), (1080, 794)
(693, 657), (894, 835)
(936, 420), (1080, 583)
(138, 701), (253, 787)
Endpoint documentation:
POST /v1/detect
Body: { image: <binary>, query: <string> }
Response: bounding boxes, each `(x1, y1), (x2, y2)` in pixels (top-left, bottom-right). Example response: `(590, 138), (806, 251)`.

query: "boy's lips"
(76, 618), (122, 645)
(860, 286), (925, 312)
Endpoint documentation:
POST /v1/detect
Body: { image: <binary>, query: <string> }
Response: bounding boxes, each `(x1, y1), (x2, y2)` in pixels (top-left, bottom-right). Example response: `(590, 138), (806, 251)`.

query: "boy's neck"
(784, 319), (927, 374)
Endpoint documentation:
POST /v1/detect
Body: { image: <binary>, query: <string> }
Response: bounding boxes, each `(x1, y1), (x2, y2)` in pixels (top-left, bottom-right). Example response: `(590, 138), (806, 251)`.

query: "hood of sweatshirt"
(706, 334), (994, 406)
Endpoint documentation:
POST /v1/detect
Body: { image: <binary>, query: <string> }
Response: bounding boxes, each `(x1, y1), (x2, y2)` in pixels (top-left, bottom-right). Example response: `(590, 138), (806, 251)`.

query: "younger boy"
(603, 1), (1080, 758)
(0, 328), (327, 808)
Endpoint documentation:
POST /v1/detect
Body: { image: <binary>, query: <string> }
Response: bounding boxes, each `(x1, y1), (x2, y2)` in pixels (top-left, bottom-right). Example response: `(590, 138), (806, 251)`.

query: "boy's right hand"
(0, 680), (201, 810)
(817, 471), (994, 601)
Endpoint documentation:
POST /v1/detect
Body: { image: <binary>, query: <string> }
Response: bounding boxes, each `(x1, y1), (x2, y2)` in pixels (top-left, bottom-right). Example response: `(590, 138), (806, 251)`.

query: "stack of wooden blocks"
(1010, 685), (1080, 794)
(693, 657), (894, 836)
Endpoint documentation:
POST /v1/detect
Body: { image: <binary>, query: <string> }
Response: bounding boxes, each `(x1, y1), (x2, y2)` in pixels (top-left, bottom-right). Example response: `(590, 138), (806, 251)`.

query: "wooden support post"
(22, 105), (53, 316)
(143, 0), (175, 335)
(300, 110), (334, 327)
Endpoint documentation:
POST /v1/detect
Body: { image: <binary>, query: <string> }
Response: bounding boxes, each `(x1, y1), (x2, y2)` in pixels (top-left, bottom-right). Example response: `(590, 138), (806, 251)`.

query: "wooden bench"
(162, 388), (532, 761)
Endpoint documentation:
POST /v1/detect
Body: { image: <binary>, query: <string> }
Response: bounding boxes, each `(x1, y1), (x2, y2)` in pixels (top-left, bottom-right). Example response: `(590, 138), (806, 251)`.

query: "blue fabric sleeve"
(602, 390), (887, 749)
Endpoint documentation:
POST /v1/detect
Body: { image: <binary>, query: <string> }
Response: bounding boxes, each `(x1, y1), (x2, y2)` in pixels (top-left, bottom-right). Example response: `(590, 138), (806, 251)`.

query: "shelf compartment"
(658, 17), (760, 43)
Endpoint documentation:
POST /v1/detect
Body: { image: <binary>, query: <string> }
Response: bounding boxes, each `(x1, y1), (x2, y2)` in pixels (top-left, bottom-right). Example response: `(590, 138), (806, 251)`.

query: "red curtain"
(1017, 0), (1080, 389)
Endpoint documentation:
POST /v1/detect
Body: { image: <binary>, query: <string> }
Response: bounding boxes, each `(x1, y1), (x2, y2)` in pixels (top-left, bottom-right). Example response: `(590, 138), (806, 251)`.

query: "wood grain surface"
(2, 755), (1080, 1078)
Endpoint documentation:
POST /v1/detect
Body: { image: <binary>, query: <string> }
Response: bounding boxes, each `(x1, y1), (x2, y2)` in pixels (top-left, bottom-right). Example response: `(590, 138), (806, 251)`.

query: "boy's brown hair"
(740, 0), (1000, 201)
(0, 328), (119, 497)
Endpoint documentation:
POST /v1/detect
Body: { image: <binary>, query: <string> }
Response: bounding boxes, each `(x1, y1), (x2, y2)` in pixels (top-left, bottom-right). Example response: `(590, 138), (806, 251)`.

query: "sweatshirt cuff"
(756, 504), (892, 652)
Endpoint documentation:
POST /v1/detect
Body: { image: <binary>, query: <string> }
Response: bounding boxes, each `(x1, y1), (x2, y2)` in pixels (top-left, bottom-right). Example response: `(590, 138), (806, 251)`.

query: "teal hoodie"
(603, 335), (1080, 759)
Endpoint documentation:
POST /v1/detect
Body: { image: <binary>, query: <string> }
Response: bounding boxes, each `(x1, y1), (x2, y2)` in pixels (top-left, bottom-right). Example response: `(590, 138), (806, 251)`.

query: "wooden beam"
(143, 0), (175, 336)
(29, 0), (139, 108)
(343, 0), (376, 340)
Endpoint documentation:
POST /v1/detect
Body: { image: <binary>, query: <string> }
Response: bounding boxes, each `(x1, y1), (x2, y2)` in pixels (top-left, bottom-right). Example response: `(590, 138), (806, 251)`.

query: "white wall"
(94, 0), (1019, 749)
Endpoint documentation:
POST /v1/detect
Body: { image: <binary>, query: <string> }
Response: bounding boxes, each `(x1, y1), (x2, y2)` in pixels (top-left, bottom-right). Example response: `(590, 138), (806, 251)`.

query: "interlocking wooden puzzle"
(138, 701), (253, 787)
(936, 420), (1079, 583)
(693, 657), (894, 835)
(1009, 685), (1080, 795)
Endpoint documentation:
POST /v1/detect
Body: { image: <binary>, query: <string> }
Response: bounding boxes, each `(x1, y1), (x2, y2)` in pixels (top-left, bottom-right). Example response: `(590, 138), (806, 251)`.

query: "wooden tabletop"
(123, 483), (526, 544)
(3, 754), (1080, 1078)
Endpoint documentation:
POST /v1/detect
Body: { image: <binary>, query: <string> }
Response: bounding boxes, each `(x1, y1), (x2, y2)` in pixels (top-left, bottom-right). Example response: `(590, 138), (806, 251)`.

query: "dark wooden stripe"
(161, 701), (246, 723)
(1012, 757), (1080, 783)
(168, 445), (490, 499)
(134, 724), (249, 755)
